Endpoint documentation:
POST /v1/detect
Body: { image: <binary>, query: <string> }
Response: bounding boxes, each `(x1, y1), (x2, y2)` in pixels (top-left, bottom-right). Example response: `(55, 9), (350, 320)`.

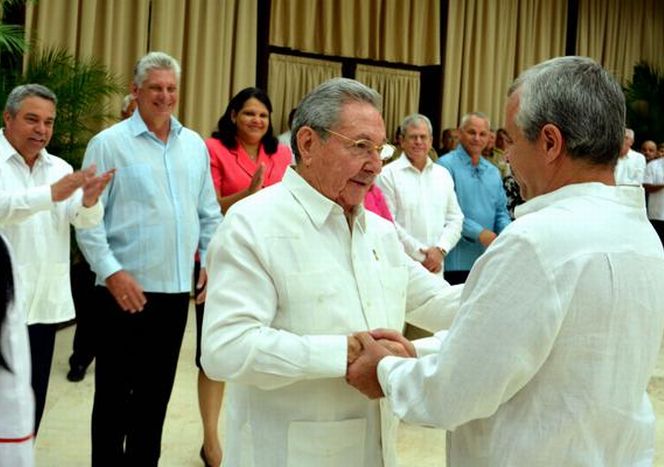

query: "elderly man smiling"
(202, 78), (462, 467)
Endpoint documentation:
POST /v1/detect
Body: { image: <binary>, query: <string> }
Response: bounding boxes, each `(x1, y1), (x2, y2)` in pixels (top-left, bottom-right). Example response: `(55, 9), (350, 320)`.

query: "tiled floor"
(35, 301), (664, 466)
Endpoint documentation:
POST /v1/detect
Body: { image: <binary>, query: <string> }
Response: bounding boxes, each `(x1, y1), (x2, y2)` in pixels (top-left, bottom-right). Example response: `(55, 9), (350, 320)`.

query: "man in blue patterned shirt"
(437, 112), (511, 284)
(76, 51), (222, 466)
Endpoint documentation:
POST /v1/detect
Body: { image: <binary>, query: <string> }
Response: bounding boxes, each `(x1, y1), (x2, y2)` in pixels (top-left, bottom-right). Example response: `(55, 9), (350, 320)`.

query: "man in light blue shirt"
(437, 112), (510, 284)
(76, 51), (222, 466)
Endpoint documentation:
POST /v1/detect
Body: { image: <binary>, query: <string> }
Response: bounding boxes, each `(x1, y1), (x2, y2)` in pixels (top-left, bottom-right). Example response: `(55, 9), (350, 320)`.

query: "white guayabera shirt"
(377, 153), (463, 271)
(379, 183), (664, 467)
(202, 168), (463, 467)
(0, 130), (102, 324)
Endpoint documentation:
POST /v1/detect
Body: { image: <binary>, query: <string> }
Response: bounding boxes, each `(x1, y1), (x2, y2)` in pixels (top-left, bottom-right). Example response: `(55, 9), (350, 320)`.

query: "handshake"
(345, 329), (416, 399)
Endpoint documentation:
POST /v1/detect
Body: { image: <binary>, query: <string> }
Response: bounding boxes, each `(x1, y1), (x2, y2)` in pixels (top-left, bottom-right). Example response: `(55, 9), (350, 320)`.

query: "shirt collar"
(282, 167), (367, 231)
(128, 110), (183, 139)
(394, 152), (433, 172)
(515, 182), (645, 218)
(453, 144), (488, 170)
(0, 129), (54, 166)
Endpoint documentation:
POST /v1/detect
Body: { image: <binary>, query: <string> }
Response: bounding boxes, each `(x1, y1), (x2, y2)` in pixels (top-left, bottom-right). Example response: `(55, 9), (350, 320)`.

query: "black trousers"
(28, 323), (57, 435)
(651, 219), (664, 248)
(444, 270), (470, 285)
(91, 287), (189, 467)
(69, 259), (98, 369)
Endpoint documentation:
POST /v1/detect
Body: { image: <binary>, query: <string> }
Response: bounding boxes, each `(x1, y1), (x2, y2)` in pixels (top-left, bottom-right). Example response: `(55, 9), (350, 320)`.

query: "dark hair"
(212, 87), (278, 154)
(0, 237), (15, 371)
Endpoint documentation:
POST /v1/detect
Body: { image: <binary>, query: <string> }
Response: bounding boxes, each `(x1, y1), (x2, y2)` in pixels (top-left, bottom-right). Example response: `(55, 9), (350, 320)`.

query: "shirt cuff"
(31, 185), (54, 211)
(304, 334), (348, 378)
(96, 255), (123, 283)
(413, 334), (445, 357)
(377, 355), (403, 398)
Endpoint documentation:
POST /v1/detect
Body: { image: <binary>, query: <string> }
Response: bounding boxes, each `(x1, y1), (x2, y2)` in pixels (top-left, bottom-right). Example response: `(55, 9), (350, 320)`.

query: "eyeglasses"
(323, 128), (394, 161)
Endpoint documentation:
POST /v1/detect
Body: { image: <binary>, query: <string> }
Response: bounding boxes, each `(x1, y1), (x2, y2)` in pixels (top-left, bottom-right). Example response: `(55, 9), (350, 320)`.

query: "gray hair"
(625, 128), (635, 142)
(4, 84), (57, 117)
(290, 78), (382, 163)
(508, 56), (625, 166)
(400, 113), (433, 137)
(459, 112), (490, 130)
(133, 51), (181, 88)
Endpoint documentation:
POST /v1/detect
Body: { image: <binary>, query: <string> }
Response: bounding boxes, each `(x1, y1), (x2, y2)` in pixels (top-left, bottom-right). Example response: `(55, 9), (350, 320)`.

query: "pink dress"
(205, 138), (292, 196)
(363, 184), (393, 222)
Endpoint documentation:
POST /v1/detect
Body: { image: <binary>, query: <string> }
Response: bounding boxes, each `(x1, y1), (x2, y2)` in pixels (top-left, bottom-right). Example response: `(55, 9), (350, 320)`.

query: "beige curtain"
(576, 0), (664, 84)
(270, 0), (440, 66)
(442, 0), (566, 130)
(355, 65), (420, 143)
(25, 0), (257, 136)
(25, 0), (150, 104)
(514, 0), (567, 75)
(267, 54), (342, 134)
(150, 0), (257, 136)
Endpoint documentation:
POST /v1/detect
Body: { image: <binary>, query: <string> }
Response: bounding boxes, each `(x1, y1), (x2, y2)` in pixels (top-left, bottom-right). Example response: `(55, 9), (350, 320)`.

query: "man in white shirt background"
(614, 128), (646, 186)
(377, 113), (463, 339)
(0, 84), (113, 434)
(644, 145), (664, 246)
(377, 113), (463, 278)
(348, 56), (664, 467)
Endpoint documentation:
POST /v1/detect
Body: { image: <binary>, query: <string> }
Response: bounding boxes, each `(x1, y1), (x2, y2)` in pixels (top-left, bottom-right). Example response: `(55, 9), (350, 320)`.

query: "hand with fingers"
(105, 270), (147, 313)
(346, 329), (416, 399)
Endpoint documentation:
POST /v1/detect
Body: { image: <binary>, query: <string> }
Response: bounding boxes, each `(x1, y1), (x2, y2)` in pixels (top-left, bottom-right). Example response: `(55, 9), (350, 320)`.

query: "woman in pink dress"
(206, 88), (292, 214)
(196, 88), (290, 466)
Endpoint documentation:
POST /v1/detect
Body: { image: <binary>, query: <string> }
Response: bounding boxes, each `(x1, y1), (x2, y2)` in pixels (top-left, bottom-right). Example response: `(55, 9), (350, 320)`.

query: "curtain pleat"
(270, 0), (440, 66)
(355, 64), (420, 144)
(26, 0), (150, 115)
(150, 0), (257, 136)
(21, 0), (664, 140)
(25, 0), (256, 136)
(442, 0), (567, 130)
(576, 0), (664, 84)
(267, 54), (342, 134)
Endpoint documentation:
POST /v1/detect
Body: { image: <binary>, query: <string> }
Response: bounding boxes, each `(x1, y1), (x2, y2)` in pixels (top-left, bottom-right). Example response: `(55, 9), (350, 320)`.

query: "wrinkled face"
(300, 101), (385, 213)
(233, 97), (269, 145)
(133, 68), (178, 123)
(458, 116), (489, 157)
(642, 141), (657, 161)
(503, 92), (543, 201)
(3, 96), (55, 162)
(401, 120), (432, 163)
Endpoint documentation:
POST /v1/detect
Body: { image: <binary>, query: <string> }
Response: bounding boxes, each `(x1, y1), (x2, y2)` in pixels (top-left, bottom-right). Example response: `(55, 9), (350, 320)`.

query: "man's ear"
(540, 123), (564, 163)
(2, 111), (9, 127)
(296, 126), (317, 166)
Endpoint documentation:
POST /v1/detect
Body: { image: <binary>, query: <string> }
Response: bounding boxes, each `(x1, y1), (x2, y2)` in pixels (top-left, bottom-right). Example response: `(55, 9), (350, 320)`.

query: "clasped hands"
(346, 329), (415, 399)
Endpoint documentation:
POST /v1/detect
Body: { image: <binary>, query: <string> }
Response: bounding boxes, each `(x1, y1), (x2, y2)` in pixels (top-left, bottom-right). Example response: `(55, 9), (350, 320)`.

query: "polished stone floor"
(34, 301), (664, 466)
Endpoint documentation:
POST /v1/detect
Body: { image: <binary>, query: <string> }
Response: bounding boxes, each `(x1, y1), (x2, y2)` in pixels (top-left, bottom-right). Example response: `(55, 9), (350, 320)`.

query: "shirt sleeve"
(376, 171), (427, 261)
(644, 161), (661, 185)
(196, 145), (223, 267)
(65, 191), (104, 229)
(75, 137), (123, 281)
(0, 184), (53, 226)
(201, 209), (348, 390)
(379, 232), (562, 430)
(436, 169), (463, 253)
